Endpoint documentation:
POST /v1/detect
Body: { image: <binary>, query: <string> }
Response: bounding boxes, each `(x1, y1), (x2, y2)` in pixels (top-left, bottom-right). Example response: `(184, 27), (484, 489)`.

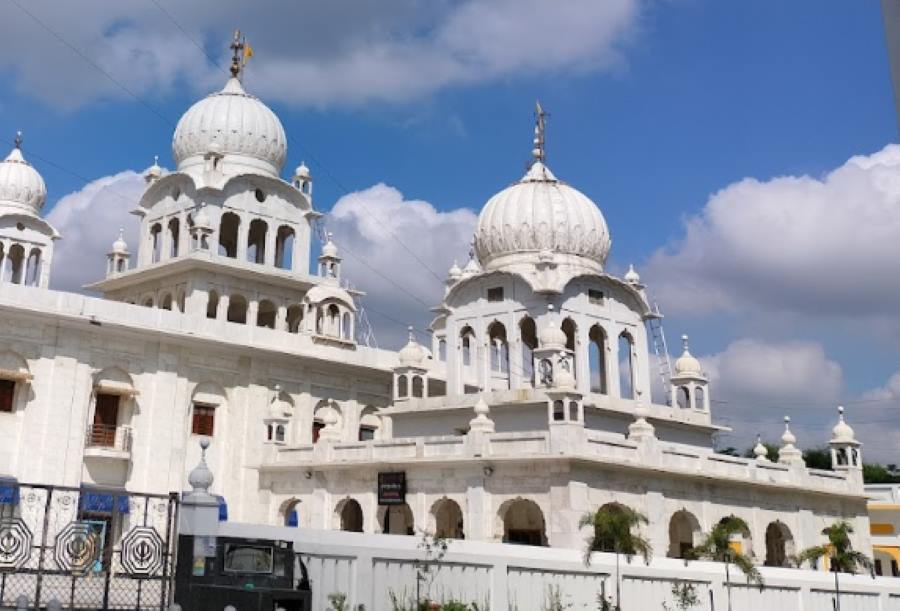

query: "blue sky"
(1, 0), (898, 458)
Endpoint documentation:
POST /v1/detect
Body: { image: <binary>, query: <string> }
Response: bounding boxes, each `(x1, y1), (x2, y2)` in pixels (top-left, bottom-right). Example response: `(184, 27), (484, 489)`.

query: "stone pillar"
(265, 226), (277, 267)
(237, 213), (249, 263)
(247, 299), (259, 327)
(607, 327), (621, 399)
(276, 304), (288, 331)
(217, 294), (230, 320)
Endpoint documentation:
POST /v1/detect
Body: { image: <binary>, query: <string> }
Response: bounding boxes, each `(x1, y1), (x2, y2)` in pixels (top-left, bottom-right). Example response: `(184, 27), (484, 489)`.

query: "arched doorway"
(431, 498), (464, 539)
(380, 503), (414, 535)
(668, 510), (701, 558)
(499, 498), (547, 546)
(281, 499), (300, 527)
(764, 521), (793, 567)
(336, 499), (363, 532)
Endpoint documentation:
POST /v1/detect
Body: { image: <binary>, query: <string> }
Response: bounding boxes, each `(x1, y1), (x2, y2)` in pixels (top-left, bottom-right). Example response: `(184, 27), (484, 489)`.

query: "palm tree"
(688, 516), (762, 611)
(795, 521), (874, 611)
(580, 504), (652, 611)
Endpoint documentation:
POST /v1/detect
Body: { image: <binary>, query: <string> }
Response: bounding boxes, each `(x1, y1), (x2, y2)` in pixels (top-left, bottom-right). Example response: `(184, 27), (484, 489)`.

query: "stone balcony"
(259, 425), (863, 500)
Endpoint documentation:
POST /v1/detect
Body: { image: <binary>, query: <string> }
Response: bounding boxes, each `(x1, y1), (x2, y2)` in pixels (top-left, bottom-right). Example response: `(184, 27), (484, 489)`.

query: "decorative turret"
(144, 155), (163, 184)
(468, 396), (495, 433)
(670, 335), (709, 411)
(533, 305), (574, 390)
(777, 416), (804, 466)
(189, 203), (214, 251)
(627, 402), (656, 441)
(445, 260), (462, 293)
(264, 385), (290, 445)
(624, 264), (641, 286)
(106, 229), (130, 277)
(394, 327), (429, 401)
(187, 438), (214, 496)
(293, 162), (312, 200)
(753, 435), (770, 462)
(318, 233), (341, 280)
(829, 406), (861, 470)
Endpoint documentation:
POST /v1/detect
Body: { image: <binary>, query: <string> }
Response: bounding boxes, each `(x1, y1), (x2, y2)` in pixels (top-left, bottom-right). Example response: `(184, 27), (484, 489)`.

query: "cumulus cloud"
(45, 171), (145, 292)
(645, 145), (900, 322)
(327, 183), (477, 347)
(863, 370), (900, 401)
(2, 0), (642, 109)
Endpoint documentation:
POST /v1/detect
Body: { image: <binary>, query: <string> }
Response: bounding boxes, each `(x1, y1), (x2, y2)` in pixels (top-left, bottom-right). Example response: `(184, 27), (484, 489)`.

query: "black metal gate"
(0, 483), (178, 610)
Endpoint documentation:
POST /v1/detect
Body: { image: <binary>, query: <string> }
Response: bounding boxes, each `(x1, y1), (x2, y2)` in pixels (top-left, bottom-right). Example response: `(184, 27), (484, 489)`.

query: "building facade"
(0, 47), (875, 569)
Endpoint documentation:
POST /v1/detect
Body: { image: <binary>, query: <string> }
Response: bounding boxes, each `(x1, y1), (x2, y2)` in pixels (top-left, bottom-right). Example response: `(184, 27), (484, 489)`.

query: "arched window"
(589, 325), (607, 394)
(359, 406), (380, 441)
(25, 248), (41, 286)
(618, 331), (635, 400)
(312, 400), (341, 443)
(218, 212), (240, 258)
(764, 521), (793, 567)
(695, 386), (706, 411)
(668, 510), (701, 558)
(380, 503), (414, 535)
(500, 498), (547, 546)
(438, 338), (447, 361)
(327, 304), (340, 336)
(412, 376), (424, 398)
(397, 375), (408, 398)
(190, 382), (226, 437)
(247, 219), (267, 264)
(488, 321), (509, 389)
(168, 218), (180, 258)
(342, 312), (352, 340)
(592, 503), (629, 552)
(142, 297), (154, 308)
(431, 498), (464, 539)
(275, 424), (285, 442)
(282, 499), (300, 527)
(286, 305), (303, 333)
(677, 386), (690, 409)
(160, 294), (173, 311)
(150, 223), (162, 263)
(718, 516), (752, 558)
(275, 225), (295, 270)
(207, 291), (219, 319)
(7, 244), (25, 284)
(227, 294), (248, 324)
(553, 400), (565, 421)
(562, 318), (577, 379)
(520, 316), (537, 386)
(337, 499), (363, 533)
(257, 300), (276, 329)
(460, 326), (475, 367)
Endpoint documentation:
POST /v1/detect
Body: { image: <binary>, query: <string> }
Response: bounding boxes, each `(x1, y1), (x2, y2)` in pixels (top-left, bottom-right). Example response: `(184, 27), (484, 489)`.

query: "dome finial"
(14, 131), (22, 149)
(532, 101), (547, 164)
(229, 29), (244, 78)
(682, 334), (690, 352)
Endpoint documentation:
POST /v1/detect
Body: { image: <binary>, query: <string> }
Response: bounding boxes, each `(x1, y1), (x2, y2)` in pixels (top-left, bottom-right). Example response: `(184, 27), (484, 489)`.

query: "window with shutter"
(0, 380), (15, 413)
(192, 403), (216, 436)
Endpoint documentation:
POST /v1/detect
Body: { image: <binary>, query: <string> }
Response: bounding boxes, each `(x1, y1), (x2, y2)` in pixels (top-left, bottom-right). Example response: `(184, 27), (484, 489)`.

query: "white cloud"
(645, 145), (900, 323)
(2, 0), (643, 109)
(45, 171), (145, 292)
(863, 370), (900, 401)
(327, 183), (478, 347)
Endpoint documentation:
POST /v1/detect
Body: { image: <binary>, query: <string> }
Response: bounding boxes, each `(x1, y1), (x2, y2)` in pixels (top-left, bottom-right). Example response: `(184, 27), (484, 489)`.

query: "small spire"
(532, 101), (546, 163)
(14, 131), (23, 149)
(407, 325), (415, 342)
(681, 334), (690, 352)
(229, 29), (244, 78)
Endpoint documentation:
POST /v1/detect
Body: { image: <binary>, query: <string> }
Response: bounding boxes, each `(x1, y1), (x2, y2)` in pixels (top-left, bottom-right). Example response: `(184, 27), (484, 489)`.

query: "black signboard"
(377, 472), (406, 506)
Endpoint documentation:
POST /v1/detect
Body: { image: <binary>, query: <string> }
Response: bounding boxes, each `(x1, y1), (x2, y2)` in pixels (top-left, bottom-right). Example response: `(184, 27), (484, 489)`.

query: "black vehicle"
(174, 534), (311, 611)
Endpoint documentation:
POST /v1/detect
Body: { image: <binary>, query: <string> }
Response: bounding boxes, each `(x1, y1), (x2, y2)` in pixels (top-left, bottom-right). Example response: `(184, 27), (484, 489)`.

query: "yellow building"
(868, 484), (900, 577)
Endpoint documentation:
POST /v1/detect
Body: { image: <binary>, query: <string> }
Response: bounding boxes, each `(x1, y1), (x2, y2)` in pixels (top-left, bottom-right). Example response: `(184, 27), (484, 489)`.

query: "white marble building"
(0, 45), (874, 568)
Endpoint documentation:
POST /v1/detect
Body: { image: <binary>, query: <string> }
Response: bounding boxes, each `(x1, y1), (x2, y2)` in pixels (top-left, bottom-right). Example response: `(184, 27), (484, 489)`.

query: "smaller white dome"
(539, 306), (568, 348)
(398, 327), (426, 367)
(0, 135), (46, 215)
(111, 228), (128, 254)
(462, 254), (481, 276)
(294, 162), (311, 179)
(780, 416), (797, 446)
(193, 203), (212, 229)
(447, 260), (462, 280)
(305, 284), (356, 311)
(753, 435), (769, 461)
(554, 363), (576, 389)
(321, 235), (339, 258)
(831, 406), (856, 444)
(624, 264), (641, 284)
(673, 335), (702, 376)
(144, 155), (163, 183)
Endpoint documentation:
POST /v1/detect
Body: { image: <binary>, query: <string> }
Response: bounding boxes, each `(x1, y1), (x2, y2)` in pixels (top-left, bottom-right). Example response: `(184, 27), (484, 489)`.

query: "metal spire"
(532, 101), (547, 163)
(13, 131), (22, 149)
(229, 29), (244, 78)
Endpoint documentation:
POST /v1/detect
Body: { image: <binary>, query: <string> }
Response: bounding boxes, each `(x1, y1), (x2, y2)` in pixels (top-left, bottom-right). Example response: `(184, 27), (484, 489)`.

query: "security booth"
(174, 534), (311, 611)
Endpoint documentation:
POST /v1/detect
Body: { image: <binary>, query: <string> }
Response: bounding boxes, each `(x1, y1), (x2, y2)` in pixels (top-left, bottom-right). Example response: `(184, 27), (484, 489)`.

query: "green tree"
(862, 463), (900, 484)
(687, 516), (762, 611)
(795, 521), (874, 611)
(802, 446), (832, 470)
(580, 505), (652, 611)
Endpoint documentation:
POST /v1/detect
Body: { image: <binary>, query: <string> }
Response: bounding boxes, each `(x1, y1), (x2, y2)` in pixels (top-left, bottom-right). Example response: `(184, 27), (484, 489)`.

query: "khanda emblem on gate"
(54, 523), (102, 575)
(120, 526), (165, 576)
(0, 519), (32, 570)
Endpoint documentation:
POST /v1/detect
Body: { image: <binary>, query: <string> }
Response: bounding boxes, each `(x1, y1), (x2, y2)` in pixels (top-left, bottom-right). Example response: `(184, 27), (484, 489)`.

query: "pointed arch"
(498, 498), (547, 547)
(431, 498), (464, 540)
(335, 498), (363, 532)
(764, 521), (794, 567)
(275, 225), (295, 270)
(218, 212), (240, 258)
(168, 217), (180, 258)
(519, 315), (537, 386)
(247, 219), (267, 264)
(588, 324), (608, 394)
(618, 331), (635, 400)
(668, 510), (701, 558)
(487, 320), (509, 389)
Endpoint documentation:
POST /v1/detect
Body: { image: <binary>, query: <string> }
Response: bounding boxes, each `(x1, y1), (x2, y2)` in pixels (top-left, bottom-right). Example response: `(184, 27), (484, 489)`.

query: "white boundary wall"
(203, 520), (900, 611)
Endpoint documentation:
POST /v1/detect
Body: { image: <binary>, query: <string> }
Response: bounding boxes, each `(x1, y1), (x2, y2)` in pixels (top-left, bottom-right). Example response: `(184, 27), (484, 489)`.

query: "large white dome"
(172, 77), (287, 177)
(474, 161), (611, 274)
(0, 141), (46, 215)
